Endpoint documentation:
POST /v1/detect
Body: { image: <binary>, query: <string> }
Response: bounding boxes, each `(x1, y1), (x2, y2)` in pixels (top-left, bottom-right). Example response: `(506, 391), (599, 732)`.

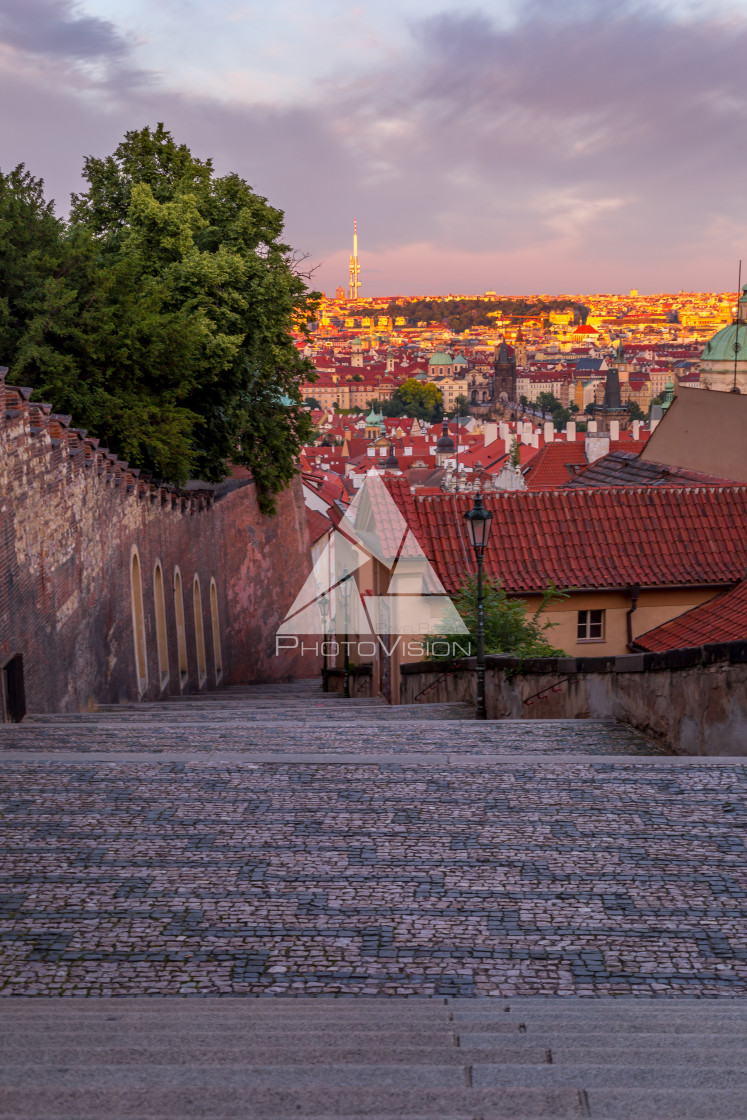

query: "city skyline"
(2, 0), (747, 295)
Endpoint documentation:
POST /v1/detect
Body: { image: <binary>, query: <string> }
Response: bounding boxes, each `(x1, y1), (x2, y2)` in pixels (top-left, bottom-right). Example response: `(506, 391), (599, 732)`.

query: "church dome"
(428, 352), (452, 367)
(702, 324), (747, 364)
(699, 285), (747, 393)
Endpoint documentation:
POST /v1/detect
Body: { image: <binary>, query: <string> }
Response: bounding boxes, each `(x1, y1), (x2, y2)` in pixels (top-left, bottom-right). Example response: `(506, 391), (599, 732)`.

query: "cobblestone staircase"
(1, 680), (746, 1118)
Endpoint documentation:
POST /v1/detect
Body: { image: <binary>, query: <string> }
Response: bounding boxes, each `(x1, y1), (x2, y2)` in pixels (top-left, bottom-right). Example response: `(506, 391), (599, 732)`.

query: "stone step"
(471, 1063), (747, 1089)
(0, 1085), (585, 1119)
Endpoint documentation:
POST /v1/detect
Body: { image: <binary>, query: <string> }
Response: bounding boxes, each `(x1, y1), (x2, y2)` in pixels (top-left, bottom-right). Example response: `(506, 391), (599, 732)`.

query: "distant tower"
(349, 220), (361, 301)
(514, 325), (527, 369)
(492, 340), (517, 405)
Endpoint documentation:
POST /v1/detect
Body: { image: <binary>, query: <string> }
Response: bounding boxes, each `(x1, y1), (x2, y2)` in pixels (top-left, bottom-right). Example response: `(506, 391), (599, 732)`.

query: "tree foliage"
(531, 391), (571, 430)
(354, 297), (587, 334)
(431, 578), (567, 660)
(534, 391), (563, 415)
(382, 378), (443, 421)
(447, 393), (469, 419)
(0, 125), (319, 512)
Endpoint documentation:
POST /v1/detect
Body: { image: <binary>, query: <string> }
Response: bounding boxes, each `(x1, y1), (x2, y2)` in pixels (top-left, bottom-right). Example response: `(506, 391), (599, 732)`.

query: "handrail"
(523, 675), (578, 706)
(414, 669), (459, 702)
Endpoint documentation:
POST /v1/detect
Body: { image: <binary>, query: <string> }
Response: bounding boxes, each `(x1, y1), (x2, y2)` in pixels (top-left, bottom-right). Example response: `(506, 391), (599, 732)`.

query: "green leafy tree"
(1, 125), (319, 512)
(375, 296), (586, 333)
(382, 378), (443, 421)
(304, 396), (322, 410)
(0, 165), (72, 367)
(534, 391), (563, 415)
(551, 407), (571, 430)
(627, 400), (645, 421)
(448, 393), (469, 419)
(430, 578), (567, 660)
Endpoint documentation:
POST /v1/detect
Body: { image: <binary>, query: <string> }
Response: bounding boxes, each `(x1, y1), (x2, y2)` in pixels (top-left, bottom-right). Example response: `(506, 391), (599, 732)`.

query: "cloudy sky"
(1, 0), (746, 295)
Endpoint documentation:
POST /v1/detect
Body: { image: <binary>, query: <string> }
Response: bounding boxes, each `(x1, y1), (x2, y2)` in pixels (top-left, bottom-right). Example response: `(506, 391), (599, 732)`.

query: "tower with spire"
(513, 325), (527, 369)
(348, 220), (361, 301)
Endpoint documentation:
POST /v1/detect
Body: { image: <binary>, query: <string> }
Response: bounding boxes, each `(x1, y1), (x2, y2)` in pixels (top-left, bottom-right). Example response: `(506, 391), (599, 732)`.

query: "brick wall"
(0, 369), (316, 714)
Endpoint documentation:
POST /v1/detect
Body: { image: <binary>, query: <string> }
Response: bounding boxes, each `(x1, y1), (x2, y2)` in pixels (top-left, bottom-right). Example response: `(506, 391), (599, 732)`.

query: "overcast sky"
(1, 0), (746, 295)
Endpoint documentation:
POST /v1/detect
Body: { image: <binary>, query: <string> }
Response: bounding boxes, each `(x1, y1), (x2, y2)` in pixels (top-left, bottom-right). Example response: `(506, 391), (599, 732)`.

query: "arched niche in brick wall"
(173, 568), (189, 690)
(153, 562), (170, 694)
(193, 575), (208, 689)
(210, 577), (223, 685)
(130, 548), (148, 698)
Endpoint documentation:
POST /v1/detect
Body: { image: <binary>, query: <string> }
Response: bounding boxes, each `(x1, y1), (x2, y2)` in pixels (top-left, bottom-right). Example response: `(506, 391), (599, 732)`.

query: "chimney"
(585, 431), (610, 463)
(498, 421), (509, 443)
(531, 431), (540, 448)
(484, 421), (498, 447)
(565, 420), (577, 442)
(543, 421), (555, 444)
(631, 419), (640, 440)
(609, 419), (620, 442)
(587, 419), (598, 433)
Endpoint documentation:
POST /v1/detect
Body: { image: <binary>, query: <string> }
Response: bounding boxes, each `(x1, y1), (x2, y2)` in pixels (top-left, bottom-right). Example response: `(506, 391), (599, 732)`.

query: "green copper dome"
(702, 324), (747, 363)
(702, 285), (747, 363)
(428, 351), (452, 366)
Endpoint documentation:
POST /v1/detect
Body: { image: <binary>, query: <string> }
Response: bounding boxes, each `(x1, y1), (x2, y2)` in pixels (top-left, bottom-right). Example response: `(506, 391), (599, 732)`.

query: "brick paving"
(1, 682), (746, 998)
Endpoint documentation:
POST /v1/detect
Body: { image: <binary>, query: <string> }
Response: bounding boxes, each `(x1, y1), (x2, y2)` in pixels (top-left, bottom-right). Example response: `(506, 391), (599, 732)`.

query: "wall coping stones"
(402, 639), (747, 680)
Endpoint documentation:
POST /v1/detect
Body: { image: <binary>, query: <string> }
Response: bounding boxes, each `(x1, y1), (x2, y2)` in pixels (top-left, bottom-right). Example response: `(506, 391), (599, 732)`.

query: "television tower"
(348, 219), (361, 300)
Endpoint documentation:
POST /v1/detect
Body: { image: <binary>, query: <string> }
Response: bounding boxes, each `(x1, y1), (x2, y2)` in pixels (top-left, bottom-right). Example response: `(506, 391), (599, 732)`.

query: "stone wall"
(401, 643), (747, 756)
(1, 369), (316, 714)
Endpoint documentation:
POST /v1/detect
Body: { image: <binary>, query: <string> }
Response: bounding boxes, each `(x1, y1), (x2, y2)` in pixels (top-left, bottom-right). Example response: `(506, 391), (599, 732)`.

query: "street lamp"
(319, 591), (330, 692)
(464, 493), (494, 720)
(338, 567), (353, 699)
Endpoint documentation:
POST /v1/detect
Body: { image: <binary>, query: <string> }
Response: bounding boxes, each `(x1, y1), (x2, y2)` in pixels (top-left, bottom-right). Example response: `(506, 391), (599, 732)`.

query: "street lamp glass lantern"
(464, 494), (494, 556)
(338, 567), (353, 604)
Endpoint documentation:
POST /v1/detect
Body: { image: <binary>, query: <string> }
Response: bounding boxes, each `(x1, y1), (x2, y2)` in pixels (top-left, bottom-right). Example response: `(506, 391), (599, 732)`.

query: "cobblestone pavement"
(1, 683), (745, 998)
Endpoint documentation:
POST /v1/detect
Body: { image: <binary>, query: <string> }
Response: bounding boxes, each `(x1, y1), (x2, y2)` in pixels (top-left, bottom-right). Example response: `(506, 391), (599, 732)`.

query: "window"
(130, 549), (148, 696)
(193, 575), (207, 687)
(173, 568), (189, 689)
(209, 578), (223, 684)
(577, 609), (605, 641)
(153, 562), (169, 692)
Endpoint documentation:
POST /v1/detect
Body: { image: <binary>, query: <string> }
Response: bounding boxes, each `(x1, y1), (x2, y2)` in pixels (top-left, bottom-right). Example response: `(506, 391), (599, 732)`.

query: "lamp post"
(464, 493), (494, 720)
(319, 591), (330, 692)
(338, 567), (353, 699)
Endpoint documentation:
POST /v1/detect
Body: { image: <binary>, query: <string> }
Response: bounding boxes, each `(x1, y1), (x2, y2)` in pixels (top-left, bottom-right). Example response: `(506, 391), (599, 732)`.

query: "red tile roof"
(523, 442), (587, 489)
(564, 452), (747, 490)
(635, 579), (747, 651)
(523, 440), (648, 490)
(384, 476), (747, 594)
(305, 508), (333, 547)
